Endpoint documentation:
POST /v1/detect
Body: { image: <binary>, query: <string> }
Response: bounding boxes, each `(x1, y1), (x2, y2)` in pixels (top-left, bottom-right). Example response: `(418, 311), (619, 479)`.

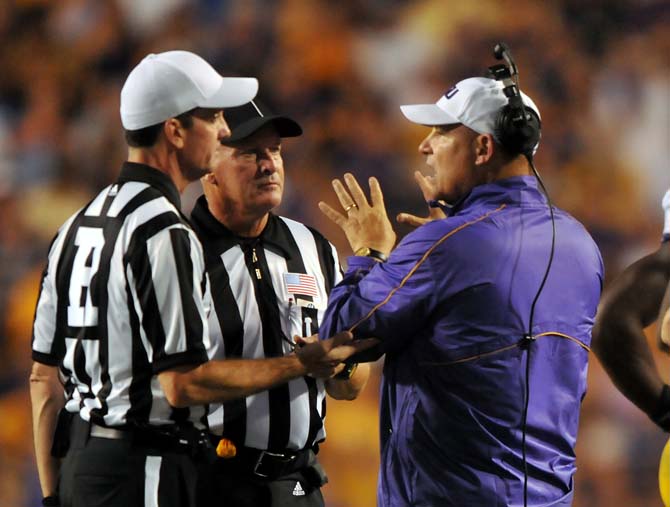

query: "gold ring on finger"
(344, 203), (358, 213)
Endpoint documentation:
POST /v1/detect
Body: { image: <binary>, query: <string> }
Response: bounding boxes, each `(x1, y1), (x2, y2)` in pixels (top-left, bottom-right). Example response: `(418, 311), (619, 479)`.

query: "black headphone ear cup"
(494, 106), (541, 156)
(493, 105), (511, 149)
(522, 108), (541, 153)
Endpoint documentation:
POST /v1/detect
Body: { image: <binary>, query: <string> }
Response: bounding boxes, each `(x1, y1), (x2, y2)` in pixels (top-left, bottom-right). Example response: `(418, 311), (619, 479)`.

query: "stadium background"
(0, 1), (668, 505)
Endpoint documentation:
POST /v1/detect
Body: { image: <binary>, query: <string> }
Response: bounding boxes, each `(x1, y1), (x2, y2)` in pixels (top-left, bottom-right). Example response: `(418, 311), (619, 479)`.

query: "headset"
(488, 42), (557, 507)
(488, 43), (542, 159)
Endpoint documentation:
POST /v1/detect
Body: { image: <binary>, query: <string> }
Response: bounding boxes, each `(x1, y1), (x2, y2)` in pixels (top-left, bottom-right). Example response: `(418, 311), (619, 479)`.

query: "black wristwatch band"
(651, 384), (670, 432)
(354, 247), (388, 263)
(334, 362), (358, 380)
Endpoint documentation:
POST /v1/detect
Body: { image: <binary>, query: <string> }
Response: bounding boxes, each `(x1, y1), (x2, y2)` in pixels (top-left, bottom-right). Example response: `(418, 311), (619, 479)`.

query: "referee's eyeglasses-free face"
(206, 125), (285, 217)
(170, 108), (231, 180)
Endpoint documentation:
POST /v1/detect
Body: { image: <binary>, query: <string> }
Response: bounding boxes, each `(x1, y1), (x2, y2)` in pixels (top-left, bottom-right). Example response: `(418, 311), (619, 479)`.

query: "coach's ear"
(473, 133), (495, 165)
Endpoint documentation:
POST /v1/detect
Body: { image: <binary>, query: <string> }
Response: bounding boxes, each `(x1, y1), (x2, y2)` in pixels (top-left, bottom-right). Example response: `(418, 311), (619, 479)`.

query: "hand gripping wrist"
(651, 384), (670, 432)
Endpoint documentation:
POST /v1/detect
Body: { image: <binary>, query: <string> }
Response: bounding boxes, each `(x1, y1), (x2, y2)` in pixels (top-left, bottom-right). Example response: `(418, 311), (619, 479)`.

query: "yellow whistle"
(216, 438), (237, 459)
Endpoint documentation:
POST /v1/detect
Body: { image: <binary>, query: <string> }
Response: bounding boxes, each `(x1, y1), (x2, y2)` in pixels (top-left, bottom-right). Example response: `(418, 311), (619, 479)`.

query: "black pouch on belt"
(50, 409), (75, 458)
(184, 426), (218, 464)
(301, 452), (329, 488)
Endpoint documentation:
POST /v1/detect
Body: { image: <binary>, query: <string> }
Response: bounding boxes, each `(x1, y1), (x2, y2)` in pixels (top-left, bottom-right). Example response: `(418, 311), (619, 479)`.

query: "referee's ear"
(202, 172), (218, 187)
(164, 118), (186, 149)
(201, 172), (219, 207)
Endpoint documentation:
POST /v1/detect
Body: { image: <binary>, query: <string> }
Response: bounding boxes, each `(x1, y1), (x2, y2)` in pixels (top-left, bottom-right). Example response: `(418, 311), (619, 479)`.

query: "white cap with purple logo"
(400, 77), (541, 147)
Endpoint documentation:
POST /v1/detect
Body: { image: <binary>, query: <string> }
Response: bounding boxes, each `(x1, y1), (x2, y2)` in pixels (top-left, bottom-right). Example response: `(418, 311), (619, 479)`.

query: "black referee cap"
(223, 100), (302, 143)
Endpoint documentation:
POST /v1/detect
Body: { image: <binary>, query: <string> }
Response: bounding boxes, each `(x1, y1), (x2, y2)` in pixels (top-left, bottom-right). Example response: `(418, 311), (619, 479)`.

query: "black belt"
(64, 415), (216, 462)
(89, 422), (190, 454)
(213, 444), (315, 480)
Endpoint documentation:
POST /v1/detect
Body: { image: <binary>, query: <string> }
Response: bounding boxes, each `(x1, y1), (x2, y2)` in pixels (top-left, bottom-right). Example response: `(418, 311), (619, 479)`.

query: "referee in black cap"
(192, 99), (371, 507)
(29, 52), (370, 507)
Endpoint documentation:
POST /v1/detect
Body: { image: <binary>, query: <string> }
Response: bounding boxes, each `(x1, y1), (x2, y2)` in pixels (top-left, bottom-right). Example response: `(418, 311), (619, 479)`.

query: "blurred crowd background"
(0, 0), (668, 506)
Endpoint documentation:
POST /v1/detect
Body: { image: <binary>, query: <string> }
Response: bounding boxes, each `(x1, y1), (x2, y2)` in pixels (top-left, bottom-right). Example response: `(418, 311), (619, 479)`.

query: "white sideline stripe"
(145, 456), (162, 507)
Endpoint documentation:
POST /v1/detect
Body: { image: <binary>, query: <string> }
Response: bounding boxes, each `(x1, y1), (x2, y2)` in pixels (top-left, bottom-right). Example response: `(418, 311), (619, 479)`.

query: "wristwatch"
(354, 247), (388, 263)
(334, 362), (358, 380)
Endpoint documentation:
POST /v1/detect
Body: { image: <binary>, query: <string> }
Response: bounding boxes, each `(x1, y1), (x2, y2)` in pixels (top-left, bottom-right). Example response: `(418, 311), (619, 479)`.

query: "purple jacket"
(320, 176), (603, 507)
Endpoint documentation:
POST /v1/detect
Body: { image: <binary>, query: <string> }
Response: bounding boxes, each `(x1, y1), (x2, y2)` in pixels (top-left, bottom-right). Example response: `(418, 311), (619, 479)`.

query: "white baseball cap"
(400, 77), (541, 145)
(120, 50), (259, 130)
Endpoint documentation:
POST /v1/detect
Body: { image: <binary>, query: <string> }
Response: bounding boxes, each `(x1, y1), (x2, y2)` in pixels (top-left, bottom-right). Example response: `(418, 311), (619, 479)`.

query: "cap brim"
(202, 77), (259, 108)
(400, 103), (459, 126)
(224, 115), (303, 143)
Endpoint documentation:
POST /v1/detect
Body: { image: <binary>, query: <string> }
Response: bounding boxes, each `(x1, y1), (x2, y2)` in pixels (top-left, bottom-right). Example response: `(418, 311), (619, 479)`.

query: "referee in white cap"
(29, 51), (367, 507)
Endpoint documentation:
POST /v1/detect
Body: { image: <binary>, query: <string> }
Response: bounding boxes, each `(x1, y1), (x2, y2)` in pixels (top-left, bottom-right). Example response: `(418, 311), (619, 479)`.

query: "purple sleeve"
(320, 227), (442, 356)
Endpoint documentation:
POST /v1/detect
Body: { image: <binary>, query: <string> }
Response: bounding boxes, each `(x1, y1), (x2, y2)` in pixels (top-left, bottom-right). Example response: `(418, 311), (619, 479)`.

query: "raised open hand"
(318, 173), (396, 255)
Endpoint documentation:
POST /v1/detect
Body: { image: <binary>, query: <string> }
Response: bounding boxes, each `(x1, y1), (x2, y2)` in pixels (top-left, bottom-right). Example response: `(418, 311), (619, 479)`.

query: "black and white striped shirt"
(31, 163), (212, 428)
(190, 196), (342, 452)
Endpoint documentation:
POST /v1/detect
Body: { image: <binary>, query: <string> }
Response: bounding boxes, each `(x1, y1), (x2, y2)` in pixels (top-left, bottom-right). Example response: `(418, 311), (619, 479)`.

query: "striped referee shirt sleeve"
(32, 216), (77, 365)
(126, 224), (210, 374)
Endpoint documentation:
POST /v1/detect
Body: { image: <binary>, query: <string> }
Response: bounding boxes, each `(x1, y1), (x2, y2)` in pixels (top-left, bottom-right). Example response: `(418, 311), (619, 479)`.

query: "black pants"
(196, 463), (325, 507)
(59, 417), (198, 507)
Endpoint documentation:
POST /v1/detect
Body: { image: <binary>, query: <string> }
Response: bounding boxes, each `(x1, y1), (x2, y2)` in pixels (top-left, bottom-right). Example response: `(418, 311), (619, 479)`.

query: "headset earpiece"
(489, 44), (541, 159)
(494, 104), (541, 157)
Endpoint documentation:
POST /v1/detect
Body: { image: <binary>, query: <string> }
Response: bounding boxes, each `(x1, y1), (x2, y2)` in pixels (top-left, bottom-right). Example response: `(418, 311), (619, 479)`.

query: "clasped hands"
(294, 332), (377, 378)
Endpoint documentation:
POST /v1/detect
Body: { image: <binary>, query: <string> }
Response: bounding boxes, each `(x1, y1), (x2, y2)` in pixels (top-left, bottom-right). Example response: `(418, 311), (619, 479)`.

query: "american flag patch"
(284, 272), (318, 298)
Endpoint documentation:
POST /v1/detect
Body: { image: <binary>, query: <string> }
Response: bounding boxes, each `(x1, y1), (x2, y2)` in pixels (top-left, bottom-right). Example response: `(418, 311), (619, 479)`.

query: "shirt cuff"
(32, 351), (61, 366)
(346, 256), (379, 272)
(152, 348), (209, 375)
